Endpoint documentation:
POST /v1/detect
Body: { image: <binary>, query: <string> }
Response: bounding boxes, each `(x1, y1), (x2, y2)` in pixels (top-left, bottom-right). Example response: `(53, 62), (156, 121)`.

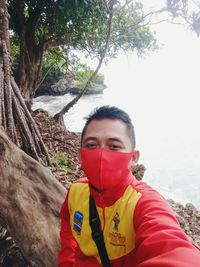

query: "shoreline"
(34, 84), (106, 98)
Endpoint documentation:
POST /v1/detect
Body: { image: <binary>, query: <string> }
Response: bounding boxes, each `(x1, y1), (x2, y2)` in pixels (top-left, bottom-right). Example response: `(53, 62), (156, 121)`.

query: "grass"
(51, 152), (70, 172)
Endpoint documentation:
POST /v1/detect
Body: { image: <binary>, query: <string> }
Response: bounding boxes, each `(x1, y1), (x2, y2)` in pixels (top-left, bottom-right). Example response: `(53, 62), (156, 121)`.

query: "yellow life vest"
(68, 183), (141, 263)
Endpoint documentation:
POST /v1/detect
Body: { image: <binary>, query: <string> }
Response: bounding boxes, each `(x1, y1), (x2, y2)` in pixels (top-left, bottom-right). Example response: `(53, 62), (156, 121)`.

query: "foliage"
(166, 0), (200, 36)
(51, 152), (70, 172)
(66, 53), (104, 87)
(191, 11), (200, 35)
(108, 2), (158, 57)
(167, 0), (188, 17)
(8, 0), (108, 53)
(8, 0), (157, 93)
(71, 62), (105, 89)
(70, 1), (158, 59)
(94, 73), (104, 85)
(40, 50), (65, 83)
(39, 50), (105, 91)
(10, 34), (19, 66)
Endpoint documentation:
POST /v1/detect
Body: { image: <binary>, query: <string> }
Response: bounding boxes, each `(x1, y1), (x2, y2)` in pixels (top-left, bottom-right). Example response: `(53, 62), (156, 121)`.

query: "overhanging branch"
(53, 0), (116, 126)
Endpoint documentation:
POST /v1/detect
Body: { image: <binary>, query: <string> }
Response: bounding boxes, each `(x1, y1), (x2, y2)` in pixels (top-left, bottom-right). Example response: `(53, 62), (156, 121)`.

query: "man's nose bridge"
(99, 144), (106, 149)
(99, 141), (107, 149)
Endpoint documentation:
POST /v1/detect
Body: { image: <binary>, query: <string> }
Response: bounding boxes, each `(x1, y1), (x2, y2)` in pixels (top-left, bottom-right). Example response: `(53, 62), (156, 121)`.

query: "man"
(58, 106), (200, 267)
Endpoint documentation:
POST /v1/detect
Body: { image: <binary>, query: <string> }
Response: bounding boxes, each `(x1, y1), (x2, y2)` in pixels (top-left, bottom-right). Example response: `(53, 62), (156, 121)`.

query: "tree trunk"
(0, 0), (50, 164)
(16, 29), (43, 106)
(0, 127), (66, 266)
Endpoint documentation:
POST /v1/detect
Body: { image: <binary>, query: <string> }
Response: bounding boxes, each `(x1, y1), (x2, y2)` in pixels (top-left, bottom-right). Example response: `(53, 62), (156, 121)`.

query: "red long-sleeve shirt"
(58, 174), (200, 267)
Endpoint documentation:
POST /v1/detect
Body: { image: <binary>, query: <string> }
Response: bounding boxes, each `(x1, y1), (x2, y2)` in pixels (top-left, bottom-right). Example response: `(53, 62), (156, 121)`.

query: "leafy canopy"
(9, 0), (158, 95)
(9, 0), (157, 58)
(167, 0), (200, 36)
(9, 0), (108, 50)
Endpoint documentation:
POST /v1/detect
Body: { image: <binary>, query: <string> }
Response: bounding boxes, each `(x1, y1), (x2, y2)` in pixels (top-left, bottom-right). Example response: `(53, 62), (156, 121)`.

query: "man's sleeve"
(57, 189), (77, 267)
(133, 189), (200, 266)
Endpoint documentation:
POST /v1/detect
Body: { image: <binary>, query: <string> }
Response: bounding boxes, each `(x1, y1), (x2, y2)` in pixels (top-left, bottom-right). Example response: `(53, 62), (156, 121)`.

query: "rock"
(34, 75), (107, 97)
(185, 203), (197, 213)
(168, 199), (200, 250)
(175, 214), (187, 227)
(132, 164), (146, 180)
(68, 84), (106, 95)
(35, 83), (70, 97)
(51, 77), (69, 92)
(168, 199), (175, 204)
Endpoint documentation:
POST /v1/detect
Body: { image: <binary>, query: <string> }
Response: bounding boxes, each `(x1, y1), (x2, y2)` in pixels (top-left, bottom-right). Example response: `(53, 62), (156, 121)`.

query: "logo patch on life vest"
(109, 212), (126, 252)
(113, 212), (120, 231)
(73, 211), (83, 235)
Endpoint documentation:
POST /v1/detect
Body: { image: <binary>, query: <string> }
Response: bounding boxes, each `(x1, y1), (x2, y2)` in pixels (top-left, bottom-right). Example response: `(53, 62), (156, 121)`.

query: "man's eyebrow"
(83, 137), (123, 143)
(107, 137), (123, 143)
(83, 136), (97, 142)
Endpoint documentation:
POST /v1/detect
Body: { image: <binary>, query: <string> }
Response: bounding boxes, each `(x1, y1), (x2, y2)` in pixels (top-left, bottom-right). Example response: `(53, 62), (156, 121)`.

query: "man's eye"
(109, 144), (121, 151)
(85, 143), (97, 149)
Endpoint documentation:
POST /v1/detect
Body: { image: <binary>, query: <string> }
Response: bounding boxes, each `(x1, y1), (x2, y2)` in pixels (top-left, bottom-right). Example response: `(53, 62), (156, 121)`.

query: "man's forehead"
(82, 119), (129, 140)
(84, 119), (127, 133)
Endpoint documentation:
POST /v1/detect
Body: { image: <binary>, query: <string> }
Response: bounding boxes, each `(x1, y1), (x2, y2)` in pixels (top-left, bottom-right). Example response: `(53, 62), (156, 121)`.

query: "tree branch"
(53, 0), (116, 125)
(43, 30), (76, 51)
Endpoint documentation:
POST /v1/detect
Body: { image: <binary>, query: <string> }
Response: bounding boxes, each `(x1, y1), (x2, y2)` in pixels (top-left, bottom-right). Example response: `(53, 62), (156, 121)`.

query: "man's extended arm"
(133, 188), (200, 266)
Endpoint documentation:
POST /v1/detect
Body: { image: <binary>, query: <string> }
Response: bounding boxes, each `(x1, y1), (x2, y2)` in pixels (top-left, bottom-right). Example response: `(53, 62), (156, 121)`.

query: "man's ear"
(130, 150), (140, 168)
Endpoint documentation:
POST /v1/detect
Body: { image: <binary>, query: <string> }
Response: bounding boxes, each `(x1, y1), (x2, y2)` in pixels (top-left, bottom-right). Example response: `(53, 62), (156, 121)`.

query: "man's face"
(81, 118), (132, 152)
(81, 118), (139, 165)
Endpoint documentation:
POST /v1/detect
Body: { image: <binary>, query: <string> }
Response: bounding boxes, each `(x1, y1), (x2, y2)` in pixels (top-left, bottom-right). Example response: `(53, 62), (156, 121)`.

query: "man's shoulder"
(131, 177), (174, 218)
(131, 177), (166, 203)
(73, 177), (89, 184)
(67, 178), (90, 204)
(69, 177), (89, 193)
(131, 176), (156, 194)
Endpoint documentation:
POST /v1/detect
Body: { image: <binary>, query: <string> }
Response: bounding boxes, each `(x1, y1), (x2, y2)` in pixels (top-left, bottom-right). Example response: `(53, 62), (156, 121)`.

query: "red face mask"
(79, 149), (134, 191)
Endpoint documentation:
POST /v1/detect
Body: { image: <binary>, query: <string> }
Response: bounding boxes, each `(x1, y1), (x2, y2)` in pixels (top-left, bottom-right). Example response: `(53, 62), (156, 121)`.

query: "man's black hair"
(81, 105), (136, 148)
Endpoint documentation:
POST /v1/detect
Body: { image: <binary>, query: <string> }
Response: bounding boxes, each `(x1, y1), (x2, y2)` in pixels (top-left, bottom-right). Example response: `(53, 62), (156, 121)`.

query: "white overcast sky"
(100, 0), (200, 150)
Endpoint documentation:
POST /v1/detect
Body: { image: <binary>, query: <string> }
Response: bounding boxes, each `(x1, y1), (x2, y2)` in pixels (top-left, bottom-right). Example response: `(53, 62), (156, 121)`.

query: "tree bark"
(8, 0), (44, 105)
(0, 0), (51, 164)
(16, 31), (43, 106)
(0, 127), (66, 266)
